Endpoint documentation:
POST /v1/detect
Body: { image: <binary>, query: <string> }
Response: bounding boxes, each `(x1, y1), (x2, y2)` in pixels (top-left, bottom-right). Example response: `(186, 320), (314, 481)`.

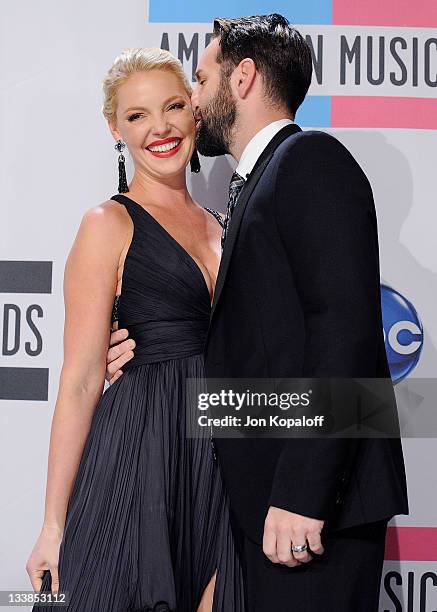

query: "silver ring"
(291, 543), (308, 553)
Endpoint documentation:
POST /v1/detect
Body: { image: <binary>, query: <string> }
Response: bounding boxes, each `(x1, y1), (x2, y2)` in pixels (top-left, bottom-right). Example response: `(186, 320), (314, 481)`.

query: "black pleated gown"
(33, 194), (245, 612)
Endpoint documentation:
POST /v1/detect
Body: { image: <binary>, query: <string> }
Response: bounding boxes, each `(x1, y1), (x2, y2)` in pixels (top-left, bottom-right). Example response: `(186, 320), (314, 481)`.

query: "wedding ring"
(291, 543), (308, 553)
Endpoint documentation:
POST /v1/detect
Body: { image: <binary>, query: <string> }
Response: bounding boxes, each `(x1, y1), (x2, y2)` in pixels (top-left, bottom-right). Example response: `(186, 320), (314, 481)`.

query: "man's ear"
(235, 58), (257, 99)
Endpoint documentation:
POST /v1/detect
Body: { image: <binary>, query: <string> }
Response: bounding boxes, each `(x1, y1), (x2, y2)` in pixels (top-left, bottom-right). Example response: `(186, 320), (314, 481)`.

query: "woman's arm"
(42, 201), (130, 531)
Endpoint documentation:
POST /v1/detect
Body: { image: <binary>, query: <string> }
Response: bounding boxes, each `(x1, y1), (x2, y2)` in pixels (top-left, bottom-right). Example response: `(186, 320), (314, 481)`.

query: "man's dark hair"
(212, 14), (312, 117)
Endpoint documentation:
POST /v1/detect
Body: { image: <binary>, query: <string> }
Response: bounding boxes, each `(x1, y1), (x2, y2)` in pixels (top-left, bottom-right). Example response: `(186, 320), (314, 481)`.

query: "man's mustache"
(193, 111), (203, 131)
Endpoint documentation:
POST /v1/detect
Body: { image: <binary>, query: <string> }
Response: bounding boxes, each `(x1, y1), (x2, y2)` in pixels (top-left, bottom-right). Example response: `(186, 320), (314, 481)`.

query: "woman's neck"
(127, 169), (194, 210)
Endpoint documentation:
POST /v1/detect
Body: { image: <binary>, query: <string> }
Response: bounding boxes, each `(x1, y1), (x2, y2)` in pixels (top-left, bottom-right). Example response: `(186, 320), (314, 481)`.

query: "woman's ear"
(108, 119), (121, 142)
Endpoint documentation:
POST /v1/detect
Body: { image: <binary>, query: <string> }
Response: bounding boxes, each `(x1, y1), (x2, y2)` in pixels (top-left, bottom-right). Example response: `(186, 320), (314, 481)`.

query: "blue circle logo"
(381, 285), (423, 383)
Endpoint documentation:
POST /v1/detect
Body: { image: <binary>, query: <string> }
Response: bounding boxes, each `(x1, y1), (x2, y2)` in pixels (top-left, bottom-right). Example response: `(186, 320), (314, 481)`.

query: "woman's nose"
(151, 114), (170, 136)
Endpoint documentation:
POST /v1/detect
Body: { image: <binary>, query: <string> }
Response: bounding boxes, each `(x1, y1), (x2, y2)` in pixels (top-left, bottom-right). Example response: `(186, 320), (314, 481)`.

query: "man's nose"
(191, 87), (199, 111)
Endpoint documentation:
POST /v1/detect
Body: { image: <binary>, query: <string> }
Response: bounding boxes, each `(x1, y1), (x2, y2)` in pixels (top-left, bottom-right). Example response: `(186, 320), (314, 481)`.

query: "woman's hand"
(26, 525), (63, 594)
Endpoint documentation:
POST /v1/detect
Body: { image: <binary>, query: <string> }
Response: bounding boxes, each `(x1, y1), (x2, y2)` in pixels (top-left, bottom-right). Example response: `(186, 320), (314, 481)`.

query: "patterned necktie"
(221, 171), (245, 250)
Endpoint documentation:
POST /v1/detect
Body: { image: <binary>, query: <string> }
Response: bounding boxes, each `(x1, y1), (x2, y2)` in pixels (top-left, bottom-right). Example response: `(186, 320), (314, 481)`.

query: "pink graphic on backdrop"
(333, 0), (437, 27)
(331, 97), (437, 130)
(385, 527), (437, 561)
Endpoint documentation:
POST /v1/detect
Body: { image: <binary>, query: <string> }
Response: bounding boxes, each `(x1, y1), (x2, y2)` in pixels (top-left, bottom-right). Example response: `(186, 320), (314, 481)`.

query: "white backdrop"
(1, 1), (436, 610)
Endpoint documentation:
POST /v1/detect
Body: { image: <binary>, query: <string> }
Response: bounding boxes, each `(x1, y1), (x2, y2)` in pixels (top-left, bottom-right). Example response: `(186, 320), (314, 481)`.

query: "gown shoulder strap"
(203, 206), (224, 228)
(109, 194), (129, 324)
(111, 294), (120, 324)
(110, 193), (131, 206)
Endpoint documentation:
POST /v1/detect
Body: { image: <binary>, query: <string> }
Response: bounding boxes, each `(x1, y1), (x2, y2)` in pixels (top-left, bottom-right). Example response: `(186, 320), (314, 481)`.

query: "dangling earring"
(114, 139), (129, 193)
(190, 149), (201, 173)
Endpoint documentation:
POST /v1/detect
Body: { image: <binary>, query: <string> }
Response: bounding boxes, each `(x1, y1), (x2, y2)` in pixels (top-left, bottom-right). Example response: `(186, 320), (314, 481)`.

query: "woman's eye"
(128, 113), (143, 122)
(168, 103), (185, 111)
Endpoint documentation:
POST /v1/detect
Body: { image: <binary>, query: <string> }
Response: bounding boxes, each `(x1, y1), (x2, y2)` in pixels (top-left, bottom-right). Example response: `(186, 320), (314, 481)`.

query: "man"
(106, 14), (408, 610)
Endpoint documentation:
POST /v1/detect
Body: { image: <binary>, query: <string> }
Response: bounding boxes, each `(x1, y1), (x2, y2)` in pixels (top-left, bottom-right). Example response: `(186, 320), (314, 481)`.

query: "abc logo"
(381, 285), (423, 383)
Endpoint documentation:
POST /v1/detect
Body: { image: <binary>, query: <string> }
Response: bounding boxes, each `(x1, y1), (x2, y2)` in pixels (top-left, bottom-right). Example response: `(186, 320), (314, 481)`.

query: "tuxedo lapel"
(209, 155), (270, 320)
(209, 123), (301, 321)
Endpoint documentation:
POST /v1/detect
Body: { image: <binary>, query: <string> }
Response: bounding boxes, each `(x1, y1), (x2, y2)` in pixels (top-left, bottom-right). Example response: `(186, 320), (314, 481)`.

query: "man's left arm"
(264, 132), (383, 564)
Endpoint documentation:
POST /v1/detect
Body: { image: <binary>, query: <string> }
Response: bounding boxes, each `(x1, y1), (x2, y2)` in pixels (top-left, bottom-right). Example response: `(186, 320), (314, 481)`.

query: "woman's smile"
(146, 136), (183, 157)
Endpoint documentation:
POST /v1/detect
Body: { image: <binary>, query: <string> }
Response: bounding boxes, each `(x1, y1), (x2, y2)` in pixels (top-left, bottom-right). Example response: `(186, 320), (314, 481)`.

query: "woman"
(26, 48), (245, 611)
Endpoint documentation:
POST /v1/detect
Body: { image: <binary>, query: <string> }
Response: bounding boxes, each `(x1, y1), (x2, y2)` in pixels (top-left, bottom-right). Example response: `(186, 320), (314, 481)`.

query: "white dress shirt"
(235, 118), (294, 180)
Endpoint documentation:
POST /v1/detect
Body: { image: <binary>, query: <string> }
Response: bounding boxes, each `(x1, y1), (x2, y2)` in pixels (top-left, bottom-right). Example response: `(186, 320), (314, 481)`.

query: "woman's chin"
(149, 160), (191, 180)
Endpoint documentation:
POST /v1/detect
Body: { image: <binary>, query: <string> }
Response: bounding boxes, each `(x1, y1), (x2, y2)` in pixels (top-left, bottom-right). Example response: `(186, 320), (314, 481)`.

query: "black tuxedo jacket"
(204, 123), (409, 545)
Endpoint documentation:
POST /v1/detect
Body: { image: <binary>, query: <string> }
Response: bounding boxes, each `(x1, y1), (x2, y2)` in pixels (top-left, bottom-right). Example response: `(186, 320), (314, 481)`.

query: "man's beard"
(195, 73), (237, 157)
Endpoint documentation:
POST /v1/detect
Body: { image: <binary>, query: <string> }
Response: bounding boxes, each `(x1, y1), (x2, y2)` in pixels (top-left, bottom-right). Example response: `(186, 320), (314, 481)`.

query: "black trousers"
(229, 509), (388, 612)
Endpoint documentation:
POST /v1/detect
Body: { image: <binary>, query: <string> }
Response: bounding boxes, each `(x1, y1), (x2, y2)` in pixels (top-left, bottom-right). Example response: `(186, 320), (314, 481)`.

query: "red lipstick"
(146, 137), (183, 158)
(148, 137), (181, 147)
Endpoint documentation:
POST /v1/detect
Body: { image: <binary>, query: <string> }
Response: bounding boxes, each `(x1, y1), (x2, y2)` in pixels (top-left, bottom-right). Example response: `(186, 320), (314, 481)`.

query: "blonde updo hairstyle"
(102, 47), (192, 123)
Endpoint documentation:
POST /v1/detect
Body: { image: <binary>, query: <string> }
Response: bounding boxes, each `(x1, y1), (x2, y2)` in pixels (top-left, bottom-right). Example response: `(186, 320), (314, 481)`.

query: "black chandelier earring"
(114, 139), (129, 193)
(190, 149), (201, 173)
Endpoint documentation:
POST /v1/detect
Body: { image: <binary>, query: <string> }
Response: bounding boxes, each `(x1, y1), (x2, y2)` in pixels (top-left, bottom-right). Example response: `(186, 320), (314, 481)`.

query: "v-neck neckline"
(114, 194), (215, 306)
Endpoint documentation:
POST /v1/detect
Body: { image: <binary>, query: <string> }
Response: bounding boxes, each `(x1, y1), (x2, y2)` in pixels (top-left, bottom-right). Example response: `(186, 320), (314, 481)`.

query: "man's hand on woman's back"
(105, 326), (135, 384)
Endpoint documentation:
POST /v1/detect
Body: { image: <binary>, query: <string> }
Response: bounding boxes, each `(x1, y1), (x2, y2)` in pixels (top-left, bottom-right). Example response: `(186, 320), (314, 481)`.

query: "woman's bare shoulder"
(84, 198), (129, 225)
(79, 199), (131, 242)
(65, 200), (132, 275)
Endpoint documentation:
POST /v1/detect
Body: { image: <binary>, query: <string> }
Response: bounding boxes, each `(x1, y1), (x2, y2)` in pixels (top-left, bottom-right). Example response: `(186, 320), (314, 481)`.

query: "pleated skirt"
(33, 354), (245, 611)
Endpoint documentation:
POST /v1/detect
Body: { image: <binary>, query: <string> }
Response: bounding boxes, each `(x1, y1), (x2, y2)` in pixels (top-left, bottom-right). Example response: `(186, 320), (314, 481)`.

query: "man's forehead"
(198, 37), (219, 69)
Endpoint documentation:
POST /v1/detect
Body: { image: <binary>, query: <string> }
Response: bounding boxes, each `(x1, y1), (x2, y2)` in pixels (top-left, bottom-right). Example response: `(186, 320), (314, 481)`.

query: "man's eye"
(128, 113), (143, 122)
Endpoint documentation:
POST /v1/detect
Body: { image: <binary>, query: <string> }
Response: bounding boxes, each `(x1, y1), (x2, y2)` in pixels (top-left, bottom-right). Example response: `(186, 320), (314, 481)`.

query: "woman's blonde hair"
(102, 47), (192, 123)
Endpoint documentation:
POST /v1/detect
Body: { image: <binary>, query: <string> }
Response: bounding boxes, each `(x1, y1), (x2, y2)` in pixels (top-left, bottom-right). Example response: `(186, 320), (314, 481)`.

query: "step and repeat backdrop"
(1, 0), (436, 609)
